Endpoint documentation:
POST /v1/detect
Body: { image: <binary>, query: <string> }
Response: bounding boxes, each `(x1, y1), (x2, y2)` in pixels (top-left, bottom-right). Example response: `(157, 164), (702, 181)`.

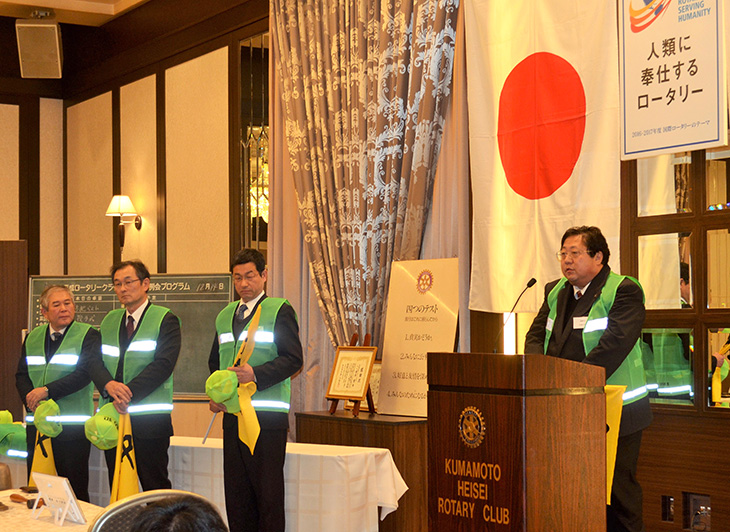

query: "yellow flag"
(712, 366), (723, 404)
(605, 385), (626, 505)
(109, 413), (139, 503)
(28, 430), (57, 488)
(233, 306), (262, 452)
(236, 382), (260, 452)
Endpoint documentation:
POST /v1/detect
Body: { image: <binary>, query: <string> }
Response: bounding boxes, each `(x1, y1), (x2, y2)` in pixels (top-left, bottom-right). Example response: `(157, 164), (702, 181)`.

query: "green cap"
(0, 410), (13, 424)
(85, 403), (120, 450)
(0, 423), (26, 458)
(34, 399), (62, 437)
(206, 370), (240, 414)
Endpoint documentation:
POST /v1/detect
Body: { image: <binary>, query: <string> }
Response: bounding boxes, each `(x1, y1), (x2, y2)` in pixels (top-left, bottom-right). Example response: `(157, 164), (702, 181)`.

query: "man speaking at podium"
(524, 226), (651, 532)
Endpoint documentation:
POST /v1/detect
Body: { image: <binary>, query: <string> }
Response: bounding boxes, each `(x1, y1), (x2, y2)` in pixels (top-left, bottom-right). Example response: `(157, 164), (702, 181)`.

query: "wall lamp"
(105, 195), (142, 250)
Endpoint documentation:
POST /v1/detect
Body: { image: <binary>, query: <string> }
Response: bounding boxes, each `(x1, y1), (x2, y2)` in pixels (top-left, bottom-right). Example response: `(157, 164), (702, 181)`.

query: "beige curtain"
(271, 0), (460, 347)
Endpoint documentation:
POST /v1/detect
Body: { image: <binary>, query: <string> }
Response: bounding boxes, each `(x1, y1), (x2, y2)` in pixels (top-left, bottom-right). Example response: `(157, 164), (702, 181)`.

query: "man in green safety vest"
(15, 284), (101, 501)
(90, 260), (181, 491)
(525, 226), (652, 532)
(208, 248), (303, 532)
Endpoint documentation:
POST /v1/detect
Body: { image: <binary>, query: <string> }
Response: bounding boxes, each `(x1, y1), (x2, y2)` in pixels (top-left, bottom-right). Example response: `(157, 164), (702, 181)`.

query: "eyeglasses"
(556, 250), (588, 261)
(113, 278), (141, 289)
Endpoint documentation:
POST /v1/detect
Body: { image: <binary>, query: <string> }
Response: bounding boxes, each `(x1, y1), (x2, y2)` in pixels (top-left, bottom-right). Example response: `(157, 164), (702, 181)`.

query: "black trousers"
(607, 430), (645, 532)
(104, 435), (171, 491)
(25, 424), (91, 502)
(223, 424), (287, 532)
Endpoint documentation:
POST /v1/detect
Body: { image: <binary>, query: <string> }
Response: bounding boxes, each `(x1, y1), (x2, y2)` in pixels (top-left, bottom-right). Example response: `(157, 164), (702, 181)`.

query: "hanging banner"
(378, 258), (459, 417)
(620, 0), (727, 159)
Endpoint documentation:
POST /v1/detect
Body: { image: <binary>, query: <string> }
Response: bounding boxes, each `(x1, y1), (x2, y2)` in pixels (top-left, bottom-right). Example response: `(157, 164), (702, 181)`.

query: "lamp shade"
(106, 195), (137, 217)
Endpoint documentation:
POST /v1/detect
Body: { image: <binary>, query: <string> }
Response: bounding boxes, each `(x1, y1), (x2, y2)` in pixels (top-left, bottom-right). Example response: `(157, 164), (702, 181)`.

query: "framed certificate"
(326, 346), (378, 402)
(31, 472), (86, 526)
(345, 360), (382, 412)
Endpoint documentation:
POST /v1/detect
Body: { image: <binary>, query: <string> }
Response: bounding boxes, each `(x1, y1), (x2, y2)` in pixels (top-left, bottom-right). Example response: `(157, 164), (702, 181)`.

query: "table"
(295, 411), (427, 532)
(0, 488), (103, 530)
(284, 442), (408, 532)
(2, 438), (408, 532)
(169, 437), (407, 532)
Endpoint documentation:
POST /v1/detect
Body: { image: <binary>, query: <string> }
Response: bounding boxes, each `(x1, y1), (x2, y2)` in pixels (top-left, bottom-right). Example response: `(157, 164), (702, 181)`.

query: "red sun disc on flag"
(497, 52), (586, 200)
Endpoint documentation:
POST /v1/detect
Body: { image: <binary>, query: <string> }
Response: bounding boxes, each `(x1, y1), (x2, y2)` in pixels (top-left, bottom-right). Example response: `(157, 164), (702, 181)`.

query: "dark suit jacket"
(89, 302), (181, 438)
(209, 295), (303, 431)
(525, 265), (652, 435)
(16, 321), (101, 442)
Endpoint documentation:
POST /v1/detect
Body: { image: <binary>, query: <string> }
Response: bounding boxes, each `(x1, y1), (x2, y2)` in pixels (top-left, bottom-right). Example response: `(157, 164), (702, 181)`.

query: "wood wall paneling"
(165, 47), (229, 274)
(66, 92), (114, 274)
(0, 241), (28, 420)
(0, 103), (20, 240)
(39, 98), (65, 275)
(120, 75), (158, 269)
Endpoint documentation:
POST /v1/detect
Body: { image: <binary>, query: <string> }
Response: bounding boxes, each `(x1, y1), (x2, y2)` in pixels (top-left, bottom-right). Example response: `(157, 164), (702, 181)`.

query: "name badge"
(573, 316), (588, 329)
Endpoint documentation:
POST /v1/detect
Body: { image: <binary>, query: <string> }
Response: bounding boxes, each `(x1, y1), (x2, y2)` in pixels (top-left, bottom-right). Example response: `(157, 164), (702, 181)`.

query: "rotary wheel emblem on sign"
(416, 269), (434, 294)
(459, 407), (486, 449)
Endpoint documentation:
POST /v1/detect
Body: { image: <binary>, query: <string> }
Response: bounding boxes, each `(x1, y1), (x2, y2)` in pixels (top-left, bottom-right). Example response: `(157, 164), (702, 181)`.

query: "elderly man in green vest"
(15, 284), (101, 501)
(209, 248), (303, 532)
(91, 260), (181, 491)
(525, 226), (651, 532)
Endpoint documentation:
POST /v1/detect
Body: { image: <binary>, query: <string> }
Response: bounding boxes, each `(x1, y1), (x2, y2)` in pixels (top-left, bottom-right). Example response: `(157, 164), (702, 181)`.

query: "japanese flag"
(466, 0), (621, 312)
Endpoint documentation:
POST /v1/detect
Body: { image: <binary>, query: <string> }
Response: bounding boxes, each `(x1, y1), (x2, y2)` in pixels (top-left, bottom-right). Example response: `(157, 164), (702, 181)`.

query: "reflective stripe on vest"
(215, 298), (293, 413)
(128, 403), (174, 414)
(100, 305), (176, 415)
(102, 344), (120, 357)
(7, 449), (28, 458)
(48, 353), (79, 365)
(545, 273), (648, 405)
(45, 415), (92, 423)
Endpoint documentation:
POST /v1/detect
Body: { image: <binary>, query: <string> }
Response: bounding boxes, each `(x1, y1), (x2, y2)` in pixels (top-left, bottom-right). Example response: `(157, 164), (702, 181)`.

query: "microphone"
(493, 278), (537, 353)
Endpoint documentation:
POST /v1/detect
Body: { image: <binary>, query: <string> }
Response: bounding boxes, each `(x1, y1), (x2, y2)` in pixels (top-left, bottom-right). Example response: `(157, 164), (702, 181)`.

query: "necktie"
(233, 304), (247, 342)
(126, 315), (135, 339)
(52, 332), (62, 342)
(576, 290), (583, 299)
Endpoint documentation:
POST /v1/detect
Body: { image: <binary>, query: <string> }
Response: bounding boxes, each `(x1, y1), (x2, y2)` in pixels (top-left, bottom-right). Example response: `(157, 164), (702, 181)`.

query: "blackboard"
(29, 274), (233, 398)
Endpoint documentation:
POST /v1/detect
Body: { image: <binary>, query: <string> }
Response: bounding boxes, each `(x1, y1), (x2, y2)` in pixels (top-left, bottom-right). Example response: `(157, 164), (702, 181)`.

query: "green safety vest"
(649, 332), (692, 397)
(215, 298), (292, 413)
(544, 273), (648, 405)
(100, 305), (175, 415)
(25, 322), (95, 425)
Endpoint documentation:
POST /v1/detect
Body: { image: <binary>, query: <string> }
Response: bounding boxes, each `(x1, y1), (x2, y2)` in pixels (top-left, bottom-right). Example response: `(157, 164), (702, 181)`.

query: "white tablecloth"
(2, 438), (408, 532)
(0, 488), (103, 530)
(284, 442), (408, 532)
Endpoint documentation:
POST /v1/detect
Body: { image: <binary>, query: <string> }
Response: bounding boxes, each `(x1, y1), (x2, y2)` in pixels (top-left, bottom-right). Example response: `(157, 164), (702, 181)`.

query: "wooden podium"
(428, 352), (606, 531)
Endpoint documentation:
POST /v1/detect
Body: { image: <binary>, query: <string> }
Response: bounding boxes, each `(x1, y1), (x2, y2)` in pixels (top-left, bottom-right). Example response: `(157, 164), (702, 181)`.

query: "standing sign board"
(378, 258), (459, 417)
(619, 0), (727, 159)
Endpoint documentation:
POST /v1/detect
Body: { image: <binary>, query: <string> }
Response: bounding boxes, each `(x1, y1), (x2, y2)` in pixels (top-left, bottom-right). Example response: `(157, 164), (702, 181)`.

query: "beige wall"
(39, 98), (64, 275)
(66, 92), (114, 275)
(120, 75), (158, 269)
(0, 103), (20, 240)
(165, 47), (230, 274)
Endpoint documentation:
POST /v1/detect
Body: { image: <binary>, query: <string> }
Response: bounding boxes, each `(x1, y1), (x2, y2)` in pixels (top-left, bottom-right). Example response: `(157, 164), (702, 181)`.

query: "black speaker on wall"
(15, 18), (63, 79)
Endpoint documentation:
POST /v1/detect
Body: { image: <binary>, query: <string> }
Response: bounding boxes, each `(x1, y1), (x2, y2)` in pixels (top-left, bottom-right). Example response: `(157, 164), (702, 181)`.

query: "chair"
(0, 463), (11, 489)
(87, 489), (218, 532)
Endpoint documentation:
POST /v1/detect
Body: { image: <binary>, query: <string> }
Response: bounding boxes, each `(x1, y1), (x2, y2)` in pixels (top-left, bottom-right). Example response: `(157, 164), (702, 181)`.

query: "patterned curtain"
(271, 0), (459, 346)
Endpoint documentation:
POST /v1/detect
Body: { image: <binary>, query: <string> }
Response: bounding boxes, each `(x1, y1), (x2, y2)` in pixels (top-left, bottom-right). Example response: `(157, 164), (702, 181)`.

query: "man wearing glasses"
(524, 226), (651, 532)
(91, 260), (181, 490)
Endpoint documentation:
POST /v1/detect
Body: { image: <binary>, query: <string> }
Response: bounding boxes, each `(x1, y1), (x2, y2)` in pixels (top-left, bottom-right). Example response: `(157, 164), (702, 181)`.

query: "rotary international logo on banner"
(620, 0), (727, 158)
